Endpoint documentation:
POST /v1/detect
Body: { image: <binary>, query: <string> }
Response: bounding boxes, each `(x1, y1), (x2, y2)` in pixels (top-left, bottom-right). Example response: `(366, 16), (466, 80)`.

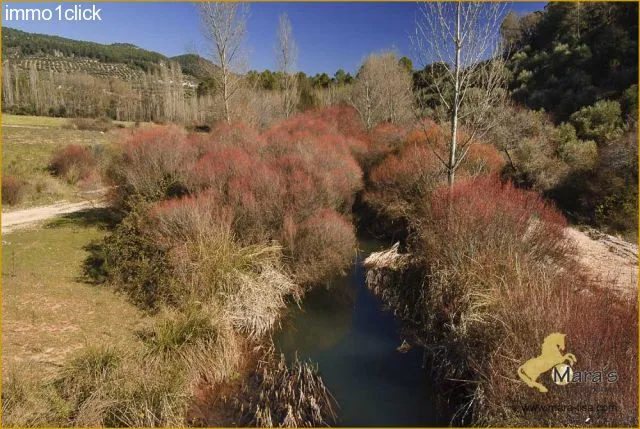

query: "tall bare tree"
(276, 13), (299, 118)
(199, 2), (249, 123)
(350, 51), (413, 129)
(2, 62), (14, 108)
(413, 1), (508, 186)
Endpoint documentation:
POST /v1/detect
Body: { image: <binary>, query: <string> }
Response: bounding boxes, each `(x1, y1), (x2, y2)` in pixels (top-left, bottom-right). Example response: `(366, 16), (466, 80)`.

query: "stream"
(274, 239), (444, 426)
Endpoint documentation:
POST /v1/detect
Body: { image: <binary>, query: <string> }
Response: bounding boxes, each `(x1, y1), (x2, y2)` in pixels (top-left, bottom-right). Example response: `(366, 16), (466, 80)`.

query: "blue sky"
(3, 2), (546, 75)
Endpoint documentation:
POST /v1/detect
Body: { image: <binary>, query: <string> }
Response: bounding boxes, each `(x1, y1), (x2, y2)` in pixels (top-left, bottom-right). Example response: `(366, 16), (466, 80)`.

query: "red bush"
(291, 209), (356, 285)
(204, 121), (266, 153)
(110, 126), (196, 202)
(365, 121), (506, 224)
(111, 111), (366, 284)
(2, 175), (25, 205)
(263, 107), (369, 160)
(422, 174), (569, 265)
(264, 114), (364, 214)
(149, 191), (232, 244)
(49, 144), (97, 184)
(461, 143), (505, 177)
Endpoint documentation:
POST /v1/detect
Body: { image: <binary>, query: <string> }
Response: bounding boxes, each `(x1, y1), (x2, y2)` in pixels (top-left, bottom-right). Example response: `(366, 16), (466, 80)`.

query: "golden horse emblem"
(517, 332), (577, 393)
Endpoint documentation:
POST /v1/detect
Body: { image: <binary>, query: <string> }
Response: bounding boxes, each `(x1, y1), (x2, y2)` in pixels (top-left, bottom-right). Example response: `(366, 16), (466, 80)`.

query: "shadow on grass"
(45, 207), (124, 285)
(45, 207), (124, 231)
(80, 240), (109, 285)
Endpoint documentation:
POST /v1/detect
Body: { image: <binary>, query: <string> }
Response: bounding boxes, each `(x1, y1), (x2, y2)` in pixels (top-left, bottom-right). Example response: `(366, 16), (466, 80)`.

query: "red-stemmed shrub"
(365, 122), (505, 225)
(108, 126), (196, 204)
(107, 110), (368, 289)
(2, 175), (25, 205)
(49, 144), (97, 184)
(422, 174), (569, 265)
(290, 209), (356, 285)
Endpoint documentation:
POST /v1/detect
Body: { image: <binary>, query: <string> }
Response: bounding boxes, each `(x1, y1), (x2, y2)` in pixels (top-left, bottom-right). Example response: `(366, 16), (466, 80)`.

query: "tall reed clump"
(238, 351), (337, 427)
(401, 174), (637, 426)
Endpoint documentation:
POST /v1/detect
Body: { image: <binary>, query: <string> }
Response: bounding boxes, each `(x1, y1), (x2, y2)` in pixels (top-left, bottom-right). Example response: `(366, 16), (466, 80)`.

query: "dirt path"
(2, 200), (107, 234)
(566, 227), (638, 297)
(1, 124), (52, 129)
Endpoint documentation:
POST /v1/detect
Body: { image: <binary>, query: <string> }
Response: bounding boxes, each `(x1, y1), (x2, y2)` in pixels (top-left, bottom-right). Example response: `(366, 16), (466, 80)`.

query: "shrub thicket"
(48, 144), (97, 185)
(486, 102), (635, 237)
(2, 175), (25, 205)
(107, 109), (364, 286)
(385, 175), (638, 426)
(569, 100), (624, 145)
(364, 121), (504, 232)
(66, 117), (115, 133)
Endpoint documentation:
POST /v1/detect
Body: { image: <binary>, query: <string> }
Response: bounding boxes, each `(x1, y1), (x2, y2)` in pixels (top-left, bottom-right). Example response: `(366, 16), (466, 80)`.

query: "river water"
(274, 239), (443, 426)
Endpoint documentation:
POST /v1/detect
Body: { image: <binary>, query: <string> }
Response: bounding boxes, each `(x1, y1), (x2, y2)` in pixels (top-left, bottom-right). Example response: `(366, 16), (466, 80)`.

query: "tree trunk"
(448, 2), (462, 189)
(222, 67), (230, 124)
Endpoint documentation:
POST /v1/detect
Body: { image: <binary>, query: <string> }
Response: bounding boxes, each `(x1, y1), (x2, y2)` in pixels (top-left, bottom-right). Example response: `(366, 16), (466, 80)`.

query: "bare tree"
(276, 13), (299, 118)
(413, 1), (508, 187)
(350, 51), (413, 129)
(2, 62), (14, 108)
(199, 2), (249, 123)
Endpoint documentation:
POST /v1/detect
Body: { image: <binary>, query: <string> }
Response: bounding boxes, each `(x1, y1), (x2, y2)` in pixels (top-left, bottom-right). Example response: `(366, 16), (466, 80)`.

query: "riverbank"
(361, 176), (638, 427)
(274, 237), (450, 426)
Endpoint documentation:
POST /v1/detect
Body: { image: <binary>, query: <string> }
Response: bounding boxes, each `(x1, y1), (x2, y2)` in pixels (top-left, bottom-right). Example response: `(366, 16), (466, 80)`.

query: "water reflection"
(274, 240), (442, 427)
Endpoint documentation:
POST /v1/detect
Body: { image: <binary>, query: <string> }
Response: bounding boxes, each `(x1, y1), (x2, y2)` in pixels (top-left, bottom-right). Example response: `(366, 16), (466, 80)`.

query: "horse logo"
(517, 332), (577, 393)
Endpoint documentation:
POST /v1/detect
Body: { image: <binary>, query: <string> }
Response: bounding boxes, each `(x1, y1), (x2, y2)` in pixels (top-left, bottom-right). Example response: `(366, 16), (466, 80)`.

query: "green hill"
(2, 27), (216, 82)
(171, 54), (217, 81)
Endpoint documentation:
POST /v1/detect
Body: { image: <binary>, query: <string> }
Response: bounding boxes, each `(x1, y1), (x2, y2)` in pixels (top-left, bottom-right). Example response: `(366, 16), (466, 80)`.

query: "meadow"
(1, 115), (137, 208)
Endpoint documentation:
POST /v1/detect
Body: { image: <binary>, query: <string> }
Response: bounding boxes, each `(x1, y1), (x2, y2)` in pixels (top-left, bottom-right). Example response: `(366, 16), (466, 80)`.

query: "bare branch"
(198, 2), (249, 123)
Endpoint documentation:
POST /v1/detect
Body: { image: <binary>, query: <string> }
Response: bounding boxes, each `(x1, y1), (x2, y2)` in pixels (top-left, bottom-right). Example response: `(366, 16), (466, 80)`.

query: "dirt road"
(2, 200), (107, 234)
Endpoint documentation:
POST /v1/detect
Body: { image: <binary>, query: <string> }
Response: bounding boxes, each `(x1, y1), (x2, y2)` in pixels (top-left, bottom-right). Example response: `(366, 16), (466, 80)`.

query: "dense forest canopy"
(501, 2), (638, 121)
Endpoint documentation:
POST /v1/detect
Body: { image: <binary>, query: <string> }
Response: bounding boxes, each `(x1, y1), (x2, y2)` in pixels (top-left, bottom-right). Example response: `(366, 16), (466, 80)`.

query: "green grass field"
(1, 210), (142, 378)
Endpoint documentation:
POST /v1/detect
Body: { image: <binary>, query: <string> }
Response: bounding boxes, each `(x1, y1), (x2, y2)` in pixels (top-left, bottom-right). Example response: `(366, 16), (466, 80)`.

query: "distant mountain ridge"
(2, 27), (216, 81)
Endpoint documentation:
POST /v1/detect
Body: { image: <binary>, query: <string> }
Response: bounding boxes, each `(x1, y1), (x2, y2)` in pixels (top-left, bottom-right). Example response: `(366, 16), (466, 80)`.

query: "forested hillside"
(3, 27), (169, 72)
(502, 2), (638, 121)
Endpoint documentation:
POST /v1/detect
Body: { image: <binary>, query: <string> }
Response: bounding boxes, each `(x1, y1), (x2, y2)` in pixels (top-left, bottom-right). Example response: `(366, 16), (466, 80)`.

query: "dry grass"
(1, 213), (146, 427)
(399, 175), (637, 426)
(238, 350), (337, 427)
(2, 113), (136, 128)
(51, 345), (190, 427)
(1, 212), (142, 376)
